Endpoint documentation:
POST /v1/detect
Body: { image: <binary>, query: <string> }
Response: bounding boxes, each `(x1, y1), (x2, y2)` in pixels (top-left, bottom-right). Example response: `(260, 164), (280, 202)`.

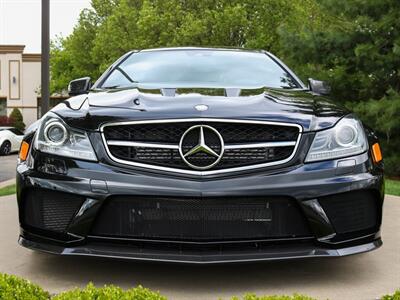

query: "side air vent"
(23, 189), (84, 233)
(318, 190), (380, 235)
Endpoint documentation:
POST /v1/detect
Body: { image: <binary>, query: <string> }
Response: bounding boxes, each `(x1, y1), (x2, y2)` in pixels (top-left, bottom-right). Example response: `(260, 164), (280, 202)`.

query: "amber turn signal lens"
(19, 141), (30, 161)
(372, 143), (382, 163)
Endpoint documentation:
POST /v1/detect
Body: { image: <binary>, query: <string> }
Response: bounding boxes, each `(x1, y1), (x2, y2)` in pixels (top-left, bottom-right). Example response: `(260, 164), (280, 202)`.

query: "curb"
(0, 178), (16, 189)
(386, 194), (400, 200)
(0, 194), (15, 200)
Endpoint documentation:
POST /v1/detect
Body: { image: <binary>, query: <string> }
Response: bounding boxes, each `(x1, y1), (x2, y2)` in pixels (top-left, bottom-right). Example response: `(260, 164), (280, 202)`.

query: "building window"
(9, 60), (21, 100)
(0, 98), (6, 116)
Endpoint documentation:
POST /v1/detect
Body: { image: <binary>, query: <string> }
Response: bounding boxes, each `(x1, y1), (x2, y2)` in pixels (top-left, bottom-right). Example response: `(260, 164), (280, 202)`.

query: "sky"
(0, 0), (91, 53)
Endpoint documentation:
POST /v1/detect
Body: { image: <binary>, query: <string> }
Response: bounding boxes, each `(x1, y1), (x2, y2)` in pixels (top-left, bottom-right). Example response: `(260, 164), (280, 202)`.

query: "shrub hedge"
(9, 108), (25, 132)
(0, 273), (398, 300)
(0, 274), (164, 300)
(382, 290), (400, 300)
(0, 273), (49, 300)
(53, 283), (166, 300)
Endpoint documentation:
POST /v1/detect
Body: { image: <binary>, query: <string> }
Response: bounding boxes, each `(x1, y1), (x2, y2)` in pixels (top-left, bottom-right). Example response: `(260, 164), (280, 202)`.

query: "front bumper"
(17, 150), (384, 263)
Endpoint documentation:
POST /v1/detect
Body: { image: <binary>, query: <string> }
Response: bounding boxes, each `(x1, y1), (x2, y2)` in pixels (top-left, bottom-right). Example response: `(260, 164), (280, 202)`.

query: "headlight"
(305, 116), (368, 162)
(35, 113), (97, 161)
(44, 121), (68, 145)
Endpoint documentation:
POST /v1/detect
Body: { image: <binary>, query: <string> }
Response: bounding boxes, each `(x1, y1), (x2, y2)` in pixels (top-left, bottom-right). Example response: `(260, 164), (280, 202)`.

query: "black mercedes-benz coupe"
(16, 48), (384, 263)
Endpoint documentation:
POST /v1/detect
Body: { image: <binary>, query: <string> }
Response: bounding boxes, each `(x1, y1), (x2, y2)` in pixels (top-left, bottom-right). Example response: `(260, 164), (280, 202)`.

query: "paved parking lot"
(0, 194), (399, 300)
(0, 154), (17, 182)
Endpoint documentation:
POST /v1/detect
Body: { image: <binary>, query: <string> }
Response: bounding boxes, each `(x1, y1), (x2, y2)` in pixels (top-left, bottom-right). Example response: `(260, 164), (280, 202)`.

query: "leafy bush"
(231, 294), (316, 300)
(9, 108), (25, 132)
(0, 273), (50, 300)
(52, 283), (166, 300)
(382, 290), (400, 300)
(0, 116), (14, 127)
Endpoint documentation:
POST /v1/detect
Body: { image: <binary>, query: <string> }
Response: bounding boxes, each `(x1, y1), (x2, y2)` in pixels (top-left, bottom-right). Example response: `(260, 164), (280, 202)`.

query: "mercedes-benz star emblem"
(179, 125), (224, 170)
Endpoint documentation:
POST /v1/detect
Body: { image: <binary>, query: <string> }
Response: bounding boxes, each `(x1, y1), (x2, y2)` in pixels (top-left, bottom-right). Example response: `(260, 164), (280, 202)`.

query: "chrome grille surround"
(100, 119), (303, 175)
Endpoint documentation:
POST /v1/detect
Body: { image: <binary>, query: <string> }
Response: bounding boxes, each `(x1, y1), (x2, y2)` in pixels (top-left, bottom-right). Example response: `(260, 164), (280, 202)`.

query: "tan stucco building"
(0, 45), (41, 126)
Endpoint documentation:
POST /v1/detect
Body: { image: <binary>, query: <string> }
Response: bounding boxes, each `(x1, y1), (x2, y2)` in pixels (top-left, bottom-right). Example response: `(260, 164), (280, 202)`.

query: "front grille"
(23, 189), (84, 233)
(318, 190), (380, 235)
(90, 196), (312, 241)
(102, 120), (301, 173)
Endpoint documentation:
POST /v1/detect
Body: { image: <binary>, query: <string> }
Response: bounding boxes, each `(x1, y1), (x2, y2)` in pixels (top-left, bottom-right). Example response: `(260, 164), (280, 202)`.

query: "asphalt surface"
(0, 154), (17, 182)
(0, 194), (399, 300)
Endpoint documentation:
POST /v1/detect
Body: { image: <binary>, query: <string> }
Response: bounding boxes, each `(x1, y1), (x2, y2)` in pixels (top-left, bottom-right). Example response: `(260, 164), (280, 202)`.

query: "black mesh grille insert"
(318, 190), (379, 235)
(91, 196), (312, 241)
(23, 189), (84, 233)
(104, 122), (299, 144)
(108, 146), (294, 170)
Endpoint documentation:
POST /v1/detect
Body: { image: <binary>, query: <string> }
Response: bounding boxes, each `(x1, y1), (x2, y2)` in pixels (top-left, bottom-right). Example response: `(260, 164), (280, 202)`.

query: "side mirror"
(68, 77), (91, 96)
(308, 78), (331, 95)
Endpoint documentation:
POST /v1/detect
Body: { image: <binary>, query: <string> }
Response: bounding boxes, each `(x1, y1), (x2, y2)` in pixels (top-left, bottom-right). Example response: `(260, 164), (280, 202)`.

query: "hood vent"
(161, 88), (176, 97)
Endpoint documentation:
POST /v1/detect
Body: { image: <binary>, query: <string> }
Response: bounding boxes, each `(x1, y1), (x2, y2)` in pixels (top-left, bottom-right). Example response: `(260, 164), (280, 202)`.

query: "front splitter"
(19, 236), (382, 264)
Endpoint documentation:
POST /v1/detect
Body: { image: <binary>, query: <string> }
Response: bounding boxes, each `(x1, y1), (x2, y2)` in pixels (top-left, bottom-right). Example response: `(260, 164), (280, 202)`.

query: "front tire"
(0, 141), (11, 155)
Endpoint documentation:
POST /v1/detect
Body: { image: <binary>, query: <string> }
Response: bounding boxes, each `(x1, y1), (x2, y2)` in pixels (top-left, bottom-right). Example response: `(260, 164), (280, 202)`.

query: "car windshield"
(101, 49), (300, 90)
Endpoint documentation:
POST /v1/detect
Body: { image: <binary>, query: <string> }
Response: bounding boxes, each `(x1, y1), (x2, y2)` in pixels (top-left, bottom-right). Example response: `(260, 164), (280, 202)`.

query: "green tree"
(51, 8), (101, 93)
(279, 0), (400, 175)
(51, 0), (318, 91)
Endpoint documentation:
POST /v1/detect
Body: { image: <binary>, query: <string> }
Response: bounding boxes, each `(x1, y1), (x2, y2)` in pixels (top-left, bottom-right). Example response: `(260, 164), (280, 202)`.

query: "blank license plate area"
(91, 197), (310, 241)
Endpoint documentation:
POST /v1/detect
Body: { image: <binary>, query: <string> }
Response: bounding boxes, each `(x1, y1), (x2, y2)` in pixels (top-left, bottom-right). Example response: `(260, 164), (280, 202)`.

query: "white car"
(0, 127), (24, 155)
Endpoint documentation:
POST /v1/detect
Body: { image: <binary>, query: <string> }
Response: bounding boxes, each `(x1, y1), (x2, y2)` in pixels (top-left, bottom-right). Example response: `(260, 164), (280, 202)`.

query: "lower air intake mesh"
(318, 190), (379, 235)
(90, 196), (311, 241)
(23, 189), (84, 233)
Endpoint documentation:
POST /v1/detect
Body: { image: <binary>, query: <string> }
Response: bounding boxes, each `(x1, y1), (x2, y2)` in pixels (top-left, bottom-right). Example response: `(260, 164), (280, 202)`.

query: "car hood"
(52, 88), (348, 132)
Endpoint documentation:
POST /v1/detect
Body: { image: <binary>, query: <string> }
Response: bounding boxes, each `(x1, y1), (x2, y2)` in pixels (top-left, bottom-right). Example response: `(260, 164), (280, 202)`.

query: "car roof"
(139, 47), (266, 54)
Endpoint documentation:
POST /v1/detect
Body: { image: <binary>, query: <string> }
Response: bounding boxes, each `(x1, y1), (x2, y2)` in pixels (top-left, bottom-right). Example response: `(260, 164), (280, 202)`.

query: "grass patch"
(386, 179), (400, 196)
(0, 184), (16, 197)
